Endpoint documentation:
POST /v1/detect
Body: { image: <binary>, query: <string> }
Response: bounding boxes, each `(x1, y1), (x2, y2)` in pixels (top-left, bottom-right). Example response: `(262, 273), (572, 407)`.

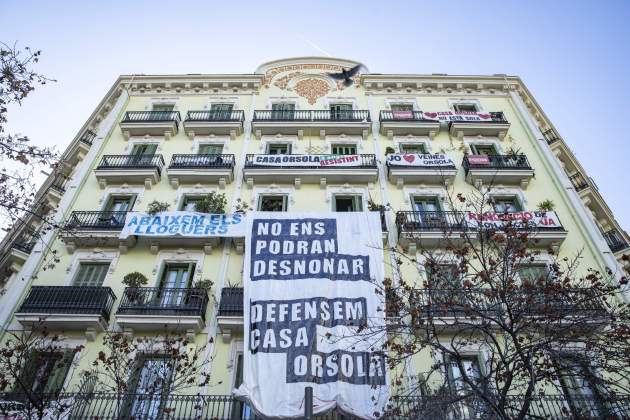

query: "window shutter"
(74, 263), (110, 287)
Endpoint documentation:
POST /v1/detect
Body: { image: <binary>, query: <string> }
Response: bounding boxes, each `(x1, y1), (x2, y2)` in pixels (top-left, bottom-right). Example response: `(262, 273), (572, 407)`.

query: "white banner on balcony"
(250, 154), (363, 167)
(387, 153), (455, 167)
(234, 212), (389, 419)
(465, 210), (562, 230)
(421, 111), (495, 122)
(118, 212), (246, 239)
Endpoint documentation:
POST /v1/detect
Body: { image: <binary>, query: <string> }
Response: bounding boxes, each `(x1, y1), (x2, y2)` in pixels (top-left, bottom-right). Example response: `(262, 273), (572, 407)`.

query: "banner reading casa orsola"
(250, 154), (363, 167)
(234, 212), (389, 419)
(387, 153), (455, 167)
(119, 211), (246, 239)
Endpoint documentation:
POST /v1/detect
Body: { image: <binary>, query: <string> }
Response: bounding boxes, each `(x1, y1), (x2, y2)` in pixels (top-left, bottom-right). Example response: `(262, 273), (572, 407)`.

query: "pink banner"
(422, 111), (493, 122)
(391, 110), (414, 119)
(467, 155), (491, 165)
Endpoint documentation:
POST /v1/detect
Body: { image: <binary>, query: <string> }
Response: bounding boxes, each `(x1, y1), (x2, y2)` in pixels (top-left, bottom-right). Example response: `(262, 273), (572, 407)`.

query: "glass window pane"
(331, 144), (356, 155)
(198, 144), (223, 155)
(259, 196), (287, 211)
(74, 262), (110, 287)
(401, 143), (427, 154)
(391, 104), (413, 111)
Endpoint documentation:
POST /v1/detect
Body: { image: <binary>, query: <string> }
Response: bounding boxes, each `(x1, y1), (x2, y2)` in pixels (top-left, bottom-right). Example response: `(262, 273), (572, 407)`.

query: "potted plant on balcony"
(235, 198), (251, 214)
(536, 199), (555, 216)
(122, 271), (148, 304)
(146, 200), (170, 215)
(194, 192), (227, 214)
(187, 279), (213, 308)
(385, 147), (395, 156)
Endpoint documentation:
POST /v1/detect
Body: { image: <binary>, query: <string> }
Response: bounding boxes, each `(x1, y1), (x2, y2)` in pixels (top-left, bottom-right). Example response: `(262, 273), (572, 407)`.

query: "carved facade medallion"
(294, 78), (330, 104)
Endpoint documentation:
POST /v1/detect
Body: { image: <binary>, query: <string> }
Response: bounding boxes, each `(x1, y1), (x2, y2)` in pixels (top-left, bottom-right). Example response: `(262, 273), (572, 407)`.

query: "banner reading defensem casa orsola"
(234, 212), (389, 419)
(119, 211), (246, 239)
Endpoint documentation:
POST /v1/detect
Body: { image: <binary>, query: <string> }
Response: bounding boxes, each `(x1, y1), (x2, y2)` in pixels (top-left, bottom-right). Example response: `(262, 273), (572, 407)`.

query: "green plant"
(146, 200), (170, 215)
(235, 198), (251, 214)
(385, 147), (395, 155)
(122, 272), (149, 288)
(537, 199), (555, 212)
(367, 198), (390, 212)
(193, 279), (214, 291)
(195, 192), (227, 214)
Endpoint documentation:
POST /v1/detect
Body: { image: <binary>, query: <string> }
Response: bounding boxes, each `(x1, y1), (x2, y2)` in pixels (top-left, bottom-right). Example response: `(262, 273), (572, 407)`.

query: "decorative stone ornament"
(294, 78), (330, 105)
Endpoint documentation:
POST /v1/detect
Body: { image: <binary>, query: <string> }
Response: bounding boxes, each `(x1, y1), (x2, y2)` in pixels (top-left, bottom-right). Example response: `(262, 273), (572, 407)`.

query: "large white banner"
(250, 154), (363, 167)
(422, 111), (496, 122)
(465, 210), (562, 230)
(118, 212), (246, 239)
(234, 212), (388, 419)
(387, 153), (455, 167)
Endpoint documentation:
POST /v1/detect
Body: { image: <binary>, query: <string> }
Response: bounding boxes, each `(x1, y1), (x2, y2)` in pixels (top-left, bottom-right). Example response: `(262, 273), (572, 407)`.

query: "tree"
(376, 188), (630, 419)
(0, 327), (82, 419)
(80, 330), (216, 419)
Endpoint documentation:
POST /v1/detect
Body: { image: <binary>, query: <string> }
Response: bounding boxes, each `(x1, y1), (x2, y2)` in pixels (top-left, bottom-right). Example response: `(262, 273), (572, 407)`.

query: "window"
(411, 197), (446, 228)
(159, 263), (196, 306)
(271, 103), (295, 119)
(152, 104), (174, 121)
(180, 196), (203, 211)
(210, 103), (233, 120)
(266, 143), (291, 155)
(330, 103), (353, 120)
(258, 195), (288, 212)
(73, 262), (110, 287)
(516, 265), (549, 284)
(413, 197), (440, 213)
(453, 103), (478, 112)
(130, 144), (158, 165)
(555, 354), (606, 417)
(15, 350), (74, 400)
(426, 264), (458, 288)
(334, 195), (363, 212)
(446, 354), (484, 392)
(470, 144), (497, 155)
(152, 104), (174, 112)
(103, 195), (136, 225)
(390, 104), (414, 111)
(198, 144), (223, 155)
(492, 196), (521, 213)
(331, 144), (357, 155)
(400, 143), (428, 154)
(128, 355), (173, 418)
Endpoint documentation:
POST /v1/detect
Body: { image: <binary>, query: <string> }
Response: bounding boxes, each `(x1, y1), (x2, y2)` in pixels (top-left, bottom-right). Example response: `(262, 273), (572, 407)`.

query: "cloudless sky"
(1, 0), (629, 231)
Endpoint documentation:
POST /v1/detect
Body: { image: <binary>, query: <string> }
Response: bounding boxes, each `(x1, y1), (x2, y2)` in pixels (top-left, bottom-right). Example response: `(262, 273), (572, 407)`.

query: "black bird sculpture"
(328, 64), (363, 87)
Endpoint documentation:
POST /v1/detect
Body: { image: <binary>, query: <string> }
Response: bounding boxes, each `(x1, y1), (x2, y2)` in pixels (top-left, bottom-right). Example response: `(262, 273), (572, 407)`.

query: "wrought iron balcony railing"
(569, 172), (589, 191)
(603, 229), (630, 253)
(79, 129), (97, 146)
(16, 286), (116, 320)
(541, 128), (560, 145)
(413, 289), (502, 319)
(12, 239), (37, 254)
(253, 109), (370, 122)
(121, 111), (181, 123)
(218, 287), (243, 316)
(169, 154), (235, 169)
(449, 111), (508, 124)
(65, 211), (128, 230)
(396, 211), (467, 233)
(379, 110), (436, 122)
(96, 154), (165, 173)
(185, 110), (244, 122)
(50, 173), (69, 193)
(462, 154), (532, 174)
(1, 392), (626, 419)
(117, 287), (209, 320)
(244, 154), (377, 169)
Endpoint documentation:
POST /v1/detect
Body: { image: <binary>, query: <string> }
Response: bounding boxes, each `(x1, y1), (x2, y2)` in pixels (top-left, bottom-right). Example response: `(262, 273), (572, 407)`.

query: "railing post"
(304, 386), (313, 420)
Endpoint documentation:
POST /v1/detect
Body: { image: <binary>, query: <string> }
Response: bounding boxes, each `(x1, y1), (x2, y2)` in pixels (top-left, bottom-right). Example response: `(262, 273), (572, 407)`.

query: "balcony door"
(266, 143), (291, 155)
(412, 197), (444, 228)
(128, 355), (173, 419)
(210, 103), (233, 120)
(16, 350), (74, 402)
(556, 356), (606, 418)
(400, 143), (427, 154)
(103, 195), (135, 226)
(151, 104), (174, 120)
(391, 104), (414, 112)
(330, 103), (353, 120)
(331, 144), (356, 155)
(334, 195), (363, 212)
(446, 354), (489, 418)
(73, 262), (110, 287)
(197, 144), (224, 166)
(470, 144), (497, 156)
(159, 263), (195, 306)
(130, 143), (157, 166)
(271, 103), (295, 120)
(492, 197), (521, 213)
(258, 195), (288, 212)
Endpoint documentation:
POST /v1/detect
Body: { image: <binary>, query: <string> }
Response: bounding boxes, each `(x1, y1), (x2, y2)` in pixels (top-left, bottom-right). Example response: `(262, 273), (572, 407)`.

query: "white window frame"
(64, 250), (119, 287)
(326, 136), (362, 153)
(324, 98), (357, 110)
(402, 187), (449, 210)
(175, 186), (219, 211)
(260, 136), (298, 153)
(394, 136), (431, 154)
(193, 137), (229, 154)
(385, 98), (419, 111)
(229, 339), (245, 389)
(125, 138), (164, 154)
(487, 188), (528, 212)
(434, 341), (492, 386)
(99, 186), (145, 211)
(252, 186), (295, 210)
(151, 250), (206, 289)
(266, 97), (300, 110)
(326, 186), (368, 212)
(464, 138), (503, 155)
(148, 99), (178, 111)
(206, 99), (237, 110)
(448, 99), (482, 112)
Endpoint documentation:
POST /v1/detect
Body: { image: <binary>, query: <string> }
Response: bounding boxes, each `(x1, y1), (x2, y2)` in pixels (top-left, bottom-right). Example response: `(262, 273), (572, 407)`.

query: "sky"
(1, 0), (629, 231)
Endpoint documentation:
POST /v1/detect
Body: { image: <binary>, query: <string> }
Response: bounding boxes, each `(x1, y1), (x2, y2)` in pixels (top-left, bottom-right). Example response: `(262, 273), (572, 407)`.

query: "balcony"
(379, 110), (440, 139)
(94, 154), (164, 189)
(251, 110), (371, 139)
(116, 287), (209, 334)
(243, 154), (378, 187)
(167, 154), (235, 189)
(462, 154), (535, 188)
(182, 110), (244, 139)
(396, 211), (468, 252)
(569, 172), (589, 192)
(603, 229), (630, 254)
(386, 153), (457, 187)
(449, 111), (510, 139)
(119, 111), (180, 139)
(15, 286), (116, 333)
(414, 289), (502, 329)
(217, 287), (243, 341)
(60, 211), (136, 253)
(79, 129), (97, 146)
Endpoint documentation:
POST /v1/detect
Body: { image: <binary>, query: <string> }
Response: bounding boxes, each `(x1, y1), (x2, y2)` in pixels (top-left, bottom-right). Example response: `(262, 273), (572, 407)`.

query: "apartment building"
(0, 57), (627, 418)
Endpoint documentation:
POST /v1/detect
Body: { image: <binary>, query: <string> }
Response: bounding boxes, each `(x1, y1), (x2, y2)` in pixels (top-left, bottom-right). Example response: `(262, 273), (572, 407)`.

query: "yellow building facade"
(0, 57), (628, 418)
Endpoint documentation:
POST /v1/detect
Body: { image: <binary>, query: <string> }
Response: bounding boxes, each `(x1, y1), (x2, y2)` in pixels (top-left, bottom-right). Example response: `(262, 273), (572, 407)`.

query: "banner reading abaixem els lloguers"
(234, 212), (389, 419)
